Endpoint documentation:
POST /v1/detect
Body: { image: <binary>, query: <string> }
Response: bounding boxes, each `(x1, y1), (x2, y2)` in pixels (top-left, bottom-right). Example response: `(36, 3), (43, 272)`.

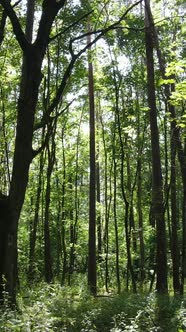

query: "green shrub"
(0, 283), (186, 332)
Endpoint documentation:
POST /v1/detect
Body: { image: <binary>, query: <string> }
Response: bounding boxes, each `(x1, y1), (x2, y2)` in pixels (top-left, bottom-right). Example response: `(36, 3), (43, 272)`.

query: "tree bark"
(87, 22), (97, 295)
(145, 0), (181, 294)
(145, 0), (167, 293)
(28, 146), (44, 280)
(0, 0), (66, 302)
(113, 141), (121, 293)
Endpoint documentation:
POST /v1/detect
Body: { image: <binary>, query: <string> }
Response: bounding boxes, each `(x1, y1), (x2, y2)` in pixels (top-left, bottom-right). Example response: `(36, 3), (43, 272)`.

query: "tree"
(144, 0), (167, 293)
(87, 20), (97, 295)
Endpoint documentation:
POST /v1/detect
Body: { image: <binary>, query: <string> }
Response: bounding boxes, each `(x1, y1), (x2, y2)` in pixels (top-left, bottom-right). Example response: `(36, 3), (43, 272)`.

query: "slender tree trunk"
(61, 129), (67, 286)
(87, 22), (96, 295)
(44, 128), (56, 282)
(145, 0), (167, 293)
(56, 176), (62, 277)
(113, 142), (121, 293)
(170, 91), (181, 293)
(28, 146), (44, 280)
(177, 140), (186, 294)
(68, 114), (83, 282)
(100, 115), (112, 292)
(114, 73), (136, 293)
(136, 95), (145, 283)
(145, 0), (181, 293)
(96, 102), (102, 261)
(68, 178), (75, 285)
(127, 155), (137, 253)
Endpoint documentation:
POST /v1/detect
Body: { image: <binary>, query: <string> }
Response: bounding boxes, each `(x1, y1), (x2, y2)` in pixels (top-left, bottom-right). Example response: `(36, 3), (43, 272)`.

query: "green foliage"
(2, 0), (186, 322)
(1, 284), (186, 332)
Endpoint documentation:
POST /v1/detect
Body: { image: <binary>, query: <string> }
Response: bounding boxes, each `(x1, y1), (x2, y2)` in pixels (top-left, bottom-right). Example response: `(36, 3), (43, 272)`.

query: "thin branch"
(49, 10), (94, 43)
(34, 99), (74, 131)
(0, 0), (29, 52)
(12, 0), (22, 7)
(32, 128), (50, 159)
(42, 54), (77, 121)
(50, 98), (74, 121)
(70, 0), (143, 53)
(69, 13), (186, 45)
(32, 98), (73, 157)
(36, 0), (142, 132)
(154, 14), (186, 26)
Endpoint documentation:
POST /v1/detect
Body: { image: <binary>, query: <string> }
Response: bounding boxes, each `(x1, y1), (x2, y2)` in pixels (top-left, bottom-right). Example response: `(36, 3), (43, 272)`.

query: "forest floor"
(0, 281), (186, 331)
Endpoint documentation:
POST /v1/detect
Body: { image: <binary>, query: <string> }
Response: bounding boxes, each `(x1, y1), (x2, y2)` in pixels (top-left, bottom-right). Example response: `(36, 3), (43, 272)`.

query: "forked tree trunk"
(0, 0), (66, 302)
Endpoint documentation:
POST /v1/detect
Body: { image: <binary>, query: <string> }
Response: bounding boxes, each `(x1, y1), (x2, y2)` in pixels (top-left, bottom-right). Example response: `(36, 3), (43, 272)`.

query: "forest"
(0, 0), (186, 330)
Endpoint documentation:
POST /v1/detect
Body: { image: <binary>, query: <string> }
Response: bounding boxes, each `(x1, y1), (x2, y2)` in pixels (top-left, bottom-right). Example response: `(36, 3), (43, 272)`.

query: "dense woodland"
(0, 0), (186, 330)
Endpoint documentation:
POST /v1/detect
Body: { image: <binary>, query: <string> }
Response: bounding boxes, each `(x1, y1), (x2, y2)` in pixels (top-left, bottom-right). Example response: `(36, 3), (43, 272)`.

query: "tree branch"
(70, 0), (143, 53)
(34, 99), (74, 131)
(49, 10), (94, 43)
(0, 9), (6, 46)
(36, 0), (142, 131)
(0, 0), (29, 52)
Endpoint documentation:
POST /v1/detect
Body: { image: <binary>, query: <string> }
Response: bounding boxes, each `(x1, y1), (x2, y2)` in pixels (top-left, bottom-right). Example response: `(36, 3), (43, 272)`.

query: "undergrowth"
(0, 282), (186, 331)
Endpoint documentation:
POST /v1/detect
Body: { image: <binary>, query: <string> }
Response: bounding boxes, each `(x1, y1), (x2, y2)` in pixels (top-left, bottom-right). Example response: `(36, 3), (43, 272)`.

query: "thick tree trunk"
(0, 1), (64, 302)
(0, 194), (11, 302)
(5, 54), (41, 302)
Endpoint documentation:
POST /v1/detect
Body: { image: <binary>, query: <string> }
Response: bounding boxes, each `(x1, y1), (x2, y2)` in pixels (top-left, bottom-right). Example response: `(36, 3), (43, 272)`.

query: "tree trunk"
(145, 0), (167, 293)
(145, 0), (181, 293)
(61, 129), (67, 286)
(0, 0), (65, 302)
(28, 146), (44, 280)
(100, 115), (112, 292)
(136, 95), (145, 283)
(113, 72), (136, 293)
(96, 103), (102, 262)
(113, 144), (121, 293)
(44, 132), (55, 283)
(87, 22), (97, 295)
